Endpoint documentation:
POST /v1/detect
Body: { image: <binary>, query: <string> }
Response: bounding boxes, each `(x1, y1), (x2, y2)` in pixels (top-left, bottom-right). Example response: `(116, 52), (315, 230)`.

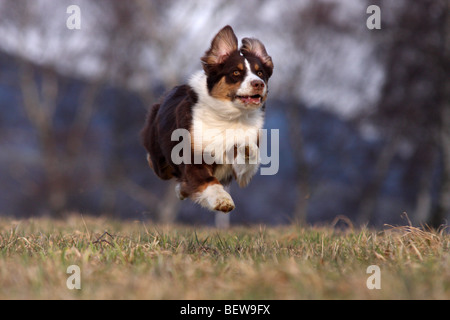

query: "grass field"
(0, 215), (448, 300)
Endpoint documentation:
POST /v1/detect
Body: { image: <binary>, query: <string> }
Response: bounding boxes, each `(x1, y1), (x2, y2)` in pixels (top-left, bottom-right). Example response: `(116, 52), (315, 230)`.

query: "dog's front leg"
(178, 164), (235, 213)
(232, 144), (260, 188)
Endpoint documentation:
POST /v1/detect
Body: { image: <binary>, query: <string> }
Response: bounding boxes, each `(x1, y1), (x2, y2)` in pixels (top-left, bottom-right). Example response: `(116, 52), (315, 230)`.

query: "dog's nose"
(251, 80), (265, 89)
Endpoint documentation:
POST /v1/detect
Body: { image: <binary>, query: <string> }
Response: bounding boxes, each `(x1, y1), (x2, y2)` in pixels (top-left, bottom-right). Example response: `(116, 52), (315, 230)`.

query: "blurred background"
(0, 0), (448, 227)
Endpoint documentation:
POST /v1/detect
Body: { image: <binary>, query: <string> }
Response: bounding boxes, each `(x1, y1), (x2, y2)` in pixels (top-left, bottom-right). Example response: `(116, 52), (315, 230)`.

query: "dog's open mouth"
(236, 94), (262, 105)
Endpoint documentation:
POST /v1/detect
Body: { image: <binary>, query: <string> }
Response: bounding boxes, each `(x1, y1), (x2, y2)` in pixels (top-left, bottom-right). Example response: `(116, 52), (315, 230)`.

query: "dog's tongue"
(241, 96), (260, 104)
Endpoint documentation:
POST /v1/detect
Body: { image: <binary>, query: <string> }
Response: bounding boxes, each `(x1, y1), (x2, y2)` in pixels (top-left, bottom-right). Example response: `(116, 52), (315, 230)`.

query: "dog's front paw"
(213, 196), (235, 213)
(209, 186), (235, 213)
(194, 184), (235, 213)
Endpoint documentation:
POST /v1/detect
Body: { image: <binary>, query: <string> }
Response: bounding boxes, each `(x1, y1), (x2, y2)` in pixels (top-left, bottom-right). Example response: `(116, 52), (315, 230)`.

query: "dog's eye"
(257, 71), (263, 77)
(232, 70), (241, 76)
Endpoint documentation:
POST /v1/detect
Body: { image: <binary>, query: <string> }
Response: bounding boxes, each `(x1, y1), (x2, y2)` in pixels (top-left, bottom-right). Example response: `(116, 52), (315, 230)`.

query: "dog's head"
(201, 26), (274, 110)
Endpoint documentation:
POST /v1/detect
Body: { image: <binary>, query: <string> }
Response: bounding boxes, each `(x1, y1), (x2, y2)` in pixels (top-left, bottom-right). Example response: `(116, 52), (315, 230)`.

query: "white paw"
(195, 184), (235, 213)
(212, 194), (235, 213)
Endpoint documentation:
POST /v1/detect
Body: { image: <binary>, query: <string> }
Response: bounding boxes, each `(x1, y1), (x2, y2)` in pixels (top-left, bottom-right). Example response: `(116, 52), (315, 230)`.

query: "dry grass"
(0, 215), (448, 299)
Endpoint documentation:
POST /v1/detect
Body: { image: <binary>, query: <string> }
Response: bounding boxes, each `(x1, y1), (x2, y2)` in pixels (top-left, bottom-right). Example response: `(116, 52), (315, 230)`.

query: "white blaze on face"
(235, 59), (267, 106)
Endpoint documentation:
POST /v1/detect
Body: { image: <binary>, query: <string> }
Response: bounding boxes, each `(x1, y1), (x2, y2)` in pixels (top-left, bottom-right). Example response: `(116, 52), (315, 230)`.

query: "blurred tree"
(0, 0), (177, 219)
(358, 0), (449, 226)
(285, 0), (366, 224)
(434, 1), (450, 227)
(1, 0), (106, 217)
(19, 63), (106, 217)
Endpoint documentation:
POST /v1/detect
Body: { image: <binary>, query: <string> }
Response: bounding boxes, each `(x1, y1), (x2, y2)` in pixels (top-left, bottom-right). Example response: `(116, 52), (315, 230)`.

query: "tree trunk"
(430, 2), (450, 228)
(432, 91), (450, 227)
(286, 102), (310, 225)
(357, 132), (399, 225)
(413, 147), (437, 225)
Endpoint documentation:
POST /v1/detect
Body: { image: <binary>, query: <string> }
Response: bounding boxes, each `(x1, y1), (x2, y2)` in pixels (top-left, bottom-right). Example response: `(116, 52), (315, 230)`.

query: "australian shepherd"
(141, 25), (274, 213)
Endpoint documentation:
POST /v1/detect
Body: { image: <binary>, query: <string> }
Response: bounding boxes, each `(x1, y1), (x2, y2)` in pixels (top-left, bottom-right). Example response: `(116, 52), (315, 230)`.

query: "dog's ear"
(201, 25), (238, 70)
(240, 38), (274, 77)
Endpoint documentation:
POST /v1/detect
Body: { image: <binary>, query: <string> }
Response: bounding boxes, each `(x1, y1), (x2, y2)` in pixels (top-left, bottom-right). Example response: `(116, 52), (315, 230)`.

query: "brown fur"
(210, 77), (242, 101)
